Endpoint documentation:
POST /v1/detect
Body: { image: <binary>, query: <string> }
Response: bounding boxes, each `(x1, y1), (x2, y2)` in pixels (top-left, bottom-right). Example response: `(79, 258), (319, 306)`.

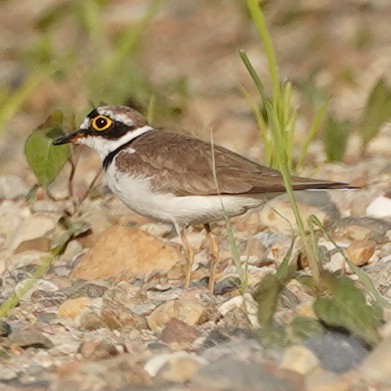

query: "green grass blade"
(209, 131), (247, 293)
(246, 0), (280, 103)
(297, 102), (328, 169)
(239, 84), (272, 165)
(239, 50), (268, 103)
(0, 254), (55, 318)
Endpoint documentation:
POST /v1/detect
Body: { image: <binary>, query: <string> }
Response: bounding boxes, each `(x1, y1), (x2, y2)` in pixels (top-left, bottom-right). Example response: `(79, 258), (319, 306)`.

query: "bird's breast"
(105, 161), (264, 226)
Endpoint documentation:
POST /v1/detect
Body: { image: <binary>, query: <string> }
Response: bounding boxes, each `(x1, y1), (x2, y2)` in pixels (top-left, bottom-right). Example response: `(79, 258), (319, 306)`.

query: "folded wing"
(116, 131), (354, 196)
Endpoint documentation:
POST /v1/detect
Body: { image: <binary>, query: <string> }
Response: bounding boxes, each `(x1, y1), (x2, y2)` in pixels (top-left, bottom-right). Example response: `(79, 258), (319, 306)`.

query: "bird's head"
(53, 105), (153, 160)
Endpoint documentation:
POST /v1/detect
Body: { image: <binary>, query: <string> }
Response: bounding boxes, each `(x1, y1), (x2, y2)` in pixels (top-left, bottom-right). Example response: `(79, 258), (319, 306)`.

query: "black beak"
(53, 130), (85, 145)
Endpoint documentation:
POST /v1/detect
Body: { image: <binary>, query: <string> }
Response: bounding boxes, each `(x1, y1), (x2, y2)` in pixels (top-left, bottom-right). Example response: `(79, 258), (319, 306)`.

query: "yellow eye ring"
(91, 115), (112, 131)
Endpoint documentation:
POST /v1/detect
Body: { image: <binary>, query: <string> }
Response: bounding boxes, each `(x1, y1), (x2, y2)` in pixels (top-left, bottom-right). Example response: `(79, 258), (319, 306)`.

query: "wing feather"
(115, 131), (351, 196)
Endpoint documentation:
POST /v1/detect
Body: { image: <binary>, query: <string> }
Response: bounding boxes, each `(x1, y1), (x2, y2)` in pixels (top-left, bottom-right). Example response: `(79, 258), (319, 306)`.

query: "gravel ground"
(0, 1), (391, 390)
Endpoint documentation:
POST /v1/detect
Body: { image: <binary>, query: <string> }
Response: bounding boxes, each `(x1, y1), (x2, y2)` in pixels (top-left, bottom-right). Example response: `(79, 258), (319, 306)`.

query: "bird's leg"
(173, 223), (194, 288)
(204, 223), (219, 293)
(181, 231), (195, 289)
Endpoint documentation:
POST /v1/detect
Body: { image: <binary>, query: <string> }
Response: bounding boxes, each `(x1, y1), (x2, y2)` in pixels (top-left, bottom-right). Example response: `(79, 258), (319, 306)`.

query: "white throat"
(78, 125), (153, 161)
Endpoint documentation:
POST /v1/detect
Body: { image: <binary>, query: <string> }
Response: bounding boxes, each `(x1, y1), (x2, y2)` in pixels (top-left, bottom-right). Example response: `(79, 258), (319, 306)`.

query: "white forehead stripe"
(97, 107), (135, 126)
(79, 117), (90, 129)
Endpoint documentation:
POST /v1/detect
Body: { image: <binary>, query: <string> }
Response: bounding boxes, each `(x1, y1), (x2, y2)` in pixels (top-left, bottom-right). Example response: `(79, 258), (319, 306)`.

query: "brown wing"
(115, 131), (352, 196)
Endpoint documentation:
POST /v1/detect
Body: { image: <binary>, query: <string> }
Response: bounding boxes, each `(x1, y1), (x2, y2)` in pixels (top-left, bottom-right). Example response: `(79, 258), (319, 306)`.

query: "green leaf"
(275, 237), (297, 281)
(290, 316), (324, 342)
(323, 116), (351, 162)
(258, 324), (289, 348)
(254, 273), (281, 326)
(313, 274), (383, 346)
(297, 101), (328, 169)
(24, 110), (70, 190)
(254, 234), (296, 326)
(254, 237), (296, 325)
(361, 78), (391, 151)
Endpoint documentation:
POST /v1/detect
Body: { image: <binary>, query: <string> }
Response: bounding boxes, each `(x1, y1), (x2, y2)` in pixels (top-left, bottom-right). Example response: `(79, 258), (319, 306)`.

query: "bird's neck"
(77, 125), (153, 166)
(99, 125), (154, 169)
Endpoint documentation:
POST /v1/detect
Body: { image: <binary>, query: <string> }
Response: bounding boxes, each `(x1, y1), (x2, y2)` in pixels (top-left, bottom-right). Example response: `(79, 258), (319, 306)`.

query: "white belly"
(106, 162), (264, 227)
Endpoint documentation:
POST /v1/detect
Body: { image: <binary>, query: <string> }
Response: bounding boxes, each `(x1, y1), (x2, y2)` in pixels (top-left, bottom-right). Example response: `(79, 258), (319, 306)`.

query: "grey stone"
(0, 175), (29, 199)
(305, 330), (370, 373)
(191, 358), (300, 391)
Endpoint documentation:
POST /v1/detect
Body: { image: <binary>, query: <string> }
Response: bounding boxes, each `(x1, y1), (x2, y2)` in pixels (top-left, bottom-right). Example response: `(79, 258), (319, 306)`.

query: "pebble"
(0, 175), (29, 199)
(6, 250), (49, 269)
(8, 328), (54, 349)
(326, 252), (346, 273)
(346, 240), (375, 266)
(140, 221), (173, 237)
(14, 237), (51, 253)
(157, 354), (204, 383)
(146, 287), (183, 302)
(7, 215), (56, 251)
(147, 299), (206, 331)
(201, 338), (263, 362)
(57, 297), (92, 320)
(160, 318), (200, 344)
(305, 331), (370, 373)
(0, 363), (17, 381)
(259, 191), (340, 232)
(59, 240), (84, 263)
(359, 335), (391, 383)
(101, 304), (147, 330)
(52, 265), (72, 277)
(280, 344), (320, 375)
(0, 201), (23, 238)
(366, 195), (391, 218)
(102, 282), (143, 305)
(77, 339), (119, 361)
(144, 352), (206, 378)
(245, 236), (266, 258)
(38, 312), (57, 323)
(70, 225), (180, 280)
(31, 199), (59, 213)
(79, 311), (107, 331)
(305, 369), (350, 391)
(33, 350), (54, 368)
(331, 217), (391, 243)
(218, 293), (259, 329)
(317, 238), (350, 252)
(191, 358), (302, 391)
(67, 281), (108, 299)
(50, 341), (81, 356)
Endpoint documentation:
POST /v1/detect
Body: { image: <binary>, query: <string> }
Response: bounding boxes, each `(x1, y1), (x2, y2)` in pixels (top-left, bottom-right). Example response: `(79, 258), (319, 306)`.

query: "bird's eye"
(91, 115), (112, 131)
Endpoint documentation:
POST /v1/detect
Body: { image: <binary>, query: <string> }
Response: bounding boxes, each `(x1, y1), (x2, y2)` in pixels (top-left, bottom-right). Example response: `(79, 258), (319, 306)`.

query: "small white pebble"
(366, 196), (391, 218)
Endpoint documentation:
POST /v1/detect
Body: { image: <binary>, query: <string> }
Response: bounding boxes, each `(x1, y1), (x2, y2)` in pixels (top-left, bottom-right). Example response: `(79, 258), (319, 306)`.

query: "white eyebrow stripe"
(97, 108), (135, 126)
